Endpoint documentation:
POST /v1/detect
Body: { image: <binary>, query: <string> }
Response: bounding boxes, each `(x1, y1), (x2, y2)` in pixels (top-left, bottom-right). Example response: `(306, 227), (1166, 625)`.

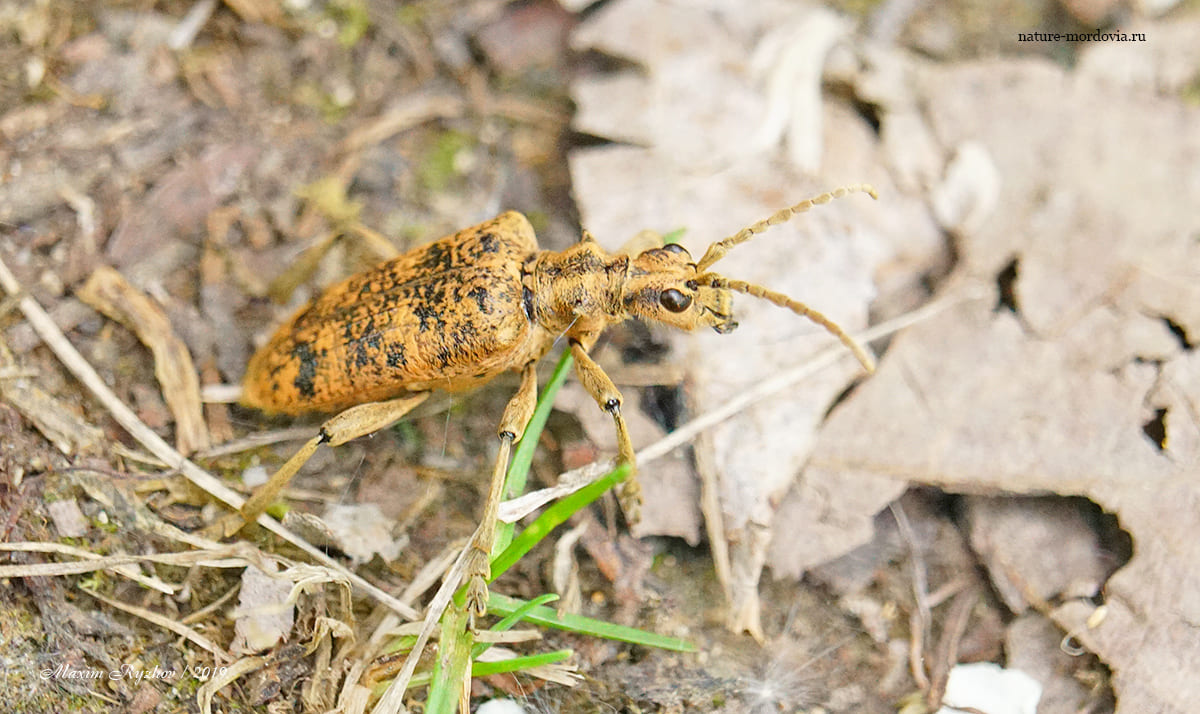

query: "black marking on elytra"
(342, 316), (384, 368)
(414, 304), (440, 332)
(467, 285), (491, 314)
(291, 342), (318, 399)
(417, 242), (456, 273)
(478, 232), (501, 253)
(414, 280), (450, 310)
(386, 343), (406, 369)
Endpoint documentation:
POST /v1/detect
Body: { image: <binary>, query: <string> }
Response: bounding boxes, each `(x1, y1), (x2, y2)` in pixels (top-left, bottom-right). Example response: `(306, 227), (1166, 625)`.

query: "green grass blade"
(424, 600), (473, 714)
(487, 592), (695, 652)
(494, 349), (575, 555)
(489, 463), (629, 582)
(473, 593), (560, 659)
(471, 649), (573, 677)
(661, 227), (687, 244)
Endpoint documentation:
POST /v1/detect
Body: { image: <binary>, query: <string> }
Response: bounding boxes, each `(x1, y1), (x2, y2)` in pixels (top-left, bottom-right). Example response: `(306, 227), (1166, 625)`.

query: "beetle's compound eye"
(659, 288), (692, 313)
(662, 243), (689, 255)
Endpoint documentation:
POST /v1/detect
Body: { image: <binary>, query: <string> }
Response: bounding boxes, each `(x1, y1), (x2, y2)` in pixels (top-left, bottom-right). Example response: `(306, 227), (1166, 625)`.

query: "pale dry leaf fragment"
(1149, 350), (1200, 459)
(477, 698), (531, 714)
(46, 499), (89, 538)
(828, 42), (946, 196)
(800, 302), (1200, 714)
(750, 7), (851, 173)
(935, 662), (1042, 714)
(232, 564), (296, 654)
(78, 265), (211, 454)
(318, 503), (407, 566)
(900, 50), (1200, 713)
(570, 0), (776, 169)
(1074, 17), (1200, 92)
(931, 141), (1000, 236)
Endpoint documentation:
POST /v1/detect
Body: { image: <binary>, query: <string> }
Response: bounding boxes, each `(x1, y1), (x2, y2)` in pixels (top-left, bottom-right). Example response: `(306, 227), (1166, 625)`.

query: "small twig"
(925, 585), (980, 711)
(0, 541), (175, 593)
(81, 585), (231, 664)
(180, 581), (241, 625)
(0, 542), (260, 576)
(891, 501), (932, 689)
(167, 0), (217, 50)
(194, 424), (317, 459)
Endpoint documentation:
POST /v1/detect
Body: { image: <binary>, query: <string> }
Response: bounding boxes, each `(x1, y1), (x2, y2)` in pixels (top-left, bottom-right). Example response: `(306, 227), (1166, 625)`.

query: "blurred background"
(2, 0), (1197, 712)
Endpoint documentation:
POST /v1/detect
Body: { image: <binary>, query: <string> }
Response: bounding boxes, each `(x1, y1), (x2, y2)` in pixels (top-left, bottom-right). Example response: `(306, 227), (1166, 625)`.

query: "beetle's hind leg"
(209, 393), (430, 539)
(464, 361), (540, 618)
(568, 338), (640, 522)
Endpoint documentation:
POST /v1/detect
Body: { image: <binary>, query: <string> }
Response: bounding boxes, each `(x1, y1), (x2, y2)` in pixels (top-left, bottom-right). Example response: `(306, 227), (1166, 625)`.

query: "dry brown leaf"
(963, 497), (1109, 613)
(793, 32), (1200, 710)
(1006, 614), (1092, 714)
(569, 0), (943, 637)
(79, 265), (210, 454)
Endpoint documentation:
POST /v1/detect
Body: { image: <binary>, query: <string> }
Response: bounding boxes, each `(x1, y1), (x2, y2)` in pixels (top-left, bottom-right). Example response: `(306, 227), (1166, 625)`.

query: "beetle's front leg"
(567, 338), (640, 523)
(464, 361), (539, 618)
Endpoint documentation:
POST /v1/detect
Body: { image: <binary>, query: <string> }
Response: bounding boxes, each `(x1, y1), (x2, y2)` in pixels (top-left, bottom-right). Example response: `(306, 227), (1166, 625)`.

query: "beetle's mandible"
(237, 184), (878, 618)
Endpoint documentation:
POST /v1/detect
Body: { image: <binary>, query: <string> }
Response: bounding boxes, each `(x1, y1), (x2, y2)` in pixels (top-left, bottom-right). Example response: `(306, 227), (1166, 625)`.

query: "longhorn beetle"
(234, 184), (878, 618)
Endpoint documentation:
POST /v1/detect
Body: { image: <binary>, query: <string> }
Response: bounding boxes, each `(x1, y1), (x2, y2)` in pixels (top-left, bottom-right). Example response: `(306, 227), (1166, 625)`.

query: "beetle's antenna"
(699, 275), (875, 373)
(695, 184), (878, 272)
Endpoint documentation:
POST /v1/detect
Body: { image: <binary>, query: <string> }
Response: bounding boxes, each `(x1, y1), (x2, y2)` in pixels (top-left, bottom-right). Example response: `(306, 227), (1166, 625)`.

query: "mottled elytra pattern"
(242, 212), (541, 414)
(238, 185), (878, 620)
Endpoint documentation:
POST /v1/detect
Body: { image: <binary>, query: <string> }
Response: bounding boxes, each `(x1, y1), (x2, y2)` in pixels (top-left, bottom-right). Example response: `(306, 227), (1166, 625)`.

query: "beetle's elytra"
(239, 185), (878, 618)
(242, 212), (540, 415)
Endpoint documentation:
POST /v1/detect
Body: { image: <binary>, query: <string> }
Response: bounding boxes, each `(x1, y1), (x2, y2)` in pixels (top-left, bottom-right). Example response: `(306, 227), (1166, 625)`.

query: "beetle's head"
(613, 185), (879, 372)
(621, 244), (738, 334)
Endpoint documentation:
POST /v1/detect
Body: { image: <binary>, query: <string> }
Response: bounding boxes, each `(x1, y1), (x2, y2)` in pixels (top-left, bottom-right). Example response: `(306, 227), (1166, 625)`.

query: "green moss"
(329, 0), (371, 48)
(417, 131), (475, 194)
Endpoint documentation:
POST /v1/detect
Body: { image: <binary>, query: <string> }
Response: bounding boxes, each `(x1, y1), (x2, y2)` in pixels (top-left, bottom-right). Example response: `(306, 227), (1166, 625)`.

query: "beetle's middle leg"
(568, 338), (640, 522)
(209, 392), (430, 539)
(464, 361), (539, 618)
